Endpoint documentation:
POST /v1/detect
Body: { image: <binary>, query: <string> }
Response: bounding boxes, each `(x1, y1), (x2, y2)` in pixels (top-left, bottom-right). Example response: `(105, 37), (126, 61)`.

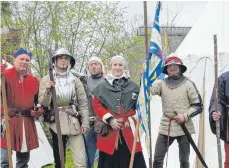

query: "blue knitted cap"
(13, 48), (32, 58)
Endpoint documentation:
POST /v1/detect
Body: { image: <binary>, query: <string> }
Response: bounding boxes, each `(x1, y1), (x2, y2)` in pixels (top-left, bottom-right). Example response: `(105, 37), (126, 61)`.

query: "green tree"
(2, 1), (143, 79)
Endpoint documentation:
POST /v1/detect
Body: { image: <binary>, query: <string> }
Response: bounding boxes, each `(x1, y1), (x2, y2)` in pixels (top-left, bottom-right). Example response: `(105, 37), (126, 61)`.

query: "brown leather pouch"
(94, 119), (110, 137)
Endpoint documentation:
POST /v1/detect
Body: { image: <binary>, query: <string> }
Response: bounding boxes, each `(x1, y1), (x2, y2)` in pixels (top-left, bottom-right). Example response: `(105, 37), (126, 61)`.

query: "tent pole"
(213, 34), (223, 168)
(195, 57), (207, 168)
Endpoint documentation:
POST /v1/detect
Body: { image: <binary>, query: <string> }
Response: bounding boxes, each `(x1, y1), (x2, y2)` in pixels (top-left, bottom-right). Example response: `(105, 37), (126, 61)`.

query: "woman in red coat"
(0, 48), (44, 168)
(92, 55), (146, 168)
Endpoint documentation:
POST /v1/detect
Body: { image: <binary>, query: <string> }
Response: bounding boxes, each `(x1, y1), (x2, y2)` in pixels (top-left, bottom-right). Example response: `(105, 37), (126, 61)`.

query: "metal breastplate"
(55, 74), (76, 107)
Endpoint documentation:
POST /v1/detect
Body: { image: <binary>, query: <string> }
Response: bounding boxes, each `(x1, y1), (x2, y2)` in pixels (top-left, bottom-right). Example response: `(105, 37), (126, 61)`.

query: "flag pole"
(144, 1), (149, 55)
(143, 2), (153, 168)
(129, 2), (150, 168)
(213, 34), (223, 168)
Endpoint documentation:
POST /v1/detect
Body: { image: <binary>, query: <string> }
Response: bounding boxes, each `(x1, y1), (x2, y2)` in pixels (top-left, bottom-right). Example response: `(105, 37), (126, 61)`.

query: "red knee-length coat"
(1, 67), (41, 151)
(92, 96), (142, 155)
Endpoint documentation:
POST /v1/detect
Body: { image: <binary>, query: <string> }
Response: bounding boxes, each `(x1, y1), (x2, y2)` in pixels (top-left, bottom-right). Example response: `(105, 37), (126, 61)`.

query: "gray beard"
(164, 74), (187, 89)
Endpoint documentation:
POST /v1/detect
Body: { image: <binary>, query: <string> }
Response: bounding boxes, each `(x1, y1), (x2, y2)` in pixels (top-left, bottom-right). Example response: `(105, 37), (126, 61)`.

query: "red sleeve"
(92, 96), (114, 123)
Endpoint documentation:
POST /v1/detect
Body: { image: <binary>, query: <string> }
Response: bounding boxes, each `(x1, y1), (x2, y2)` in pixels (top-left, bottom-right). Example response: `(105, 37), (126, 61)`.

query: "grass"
(43, 148), (98, 168)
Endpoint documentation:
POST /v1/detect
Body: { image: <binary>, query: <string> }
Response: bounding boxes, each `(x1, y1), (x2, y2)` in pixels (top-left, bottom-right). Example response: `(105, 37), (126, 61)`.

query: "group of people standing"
(0, 47), (228, 168)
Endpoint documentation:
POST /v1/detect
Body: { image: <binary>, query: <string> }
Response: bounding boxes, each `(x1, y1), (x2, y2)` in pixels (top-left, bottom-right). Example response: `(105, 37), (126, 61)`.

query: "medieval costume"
(72, 56), (105, 167)
(151, 55), (202, 168)
(1, 48), (44, 168)
(209, 71), (229, 168)
(92, 55), (146, 168)
(38, 48), (89, 168)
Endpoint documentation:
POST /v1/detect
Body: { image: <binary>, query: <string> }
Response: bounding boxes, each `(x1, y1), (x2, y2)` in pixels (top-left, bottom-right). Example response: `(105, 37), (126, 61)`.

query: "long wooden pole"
(129, 2), (151, 168)
(144, 1), (149, 56)
(196, 57), (207, 168)
(47, 49), (65, 168)
(143, 2), (153, 168)
(1, 58), (13, 168)
(129, 120), (140, 168)
(213, 34), (223, 168)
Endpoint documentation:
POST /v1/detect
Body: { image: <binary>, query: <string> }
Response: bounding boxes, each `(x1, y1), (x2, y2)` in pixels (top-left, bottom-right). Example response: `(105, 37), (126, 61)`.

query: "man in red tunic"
(0, 48), (44, 168)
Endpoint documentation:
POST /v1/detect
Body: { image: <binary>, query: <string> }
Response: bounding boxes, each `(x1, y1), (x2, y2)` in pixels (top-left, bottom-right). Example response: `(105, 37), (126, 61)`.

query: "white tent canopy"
(147, 1), (229, 168)
(174, 2), (229, 167)
(176, 1), (229, 57)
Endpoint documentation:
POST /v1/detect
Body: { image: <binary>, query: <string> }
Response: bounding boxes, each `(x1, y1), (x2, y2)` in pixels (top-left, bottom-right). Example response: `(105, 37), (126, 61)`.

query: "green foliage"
(1, 2), (20, 64)
(1, 2), (169, 81)
(1, 1), (144, 79)
(42, 148), (76, 168)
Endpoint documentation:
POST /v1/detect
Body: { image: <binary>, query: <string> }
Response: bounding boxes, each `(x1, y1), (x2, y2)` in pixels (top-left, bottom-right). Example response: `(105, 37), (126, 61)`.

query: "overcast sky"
(119, 1), (208, 28)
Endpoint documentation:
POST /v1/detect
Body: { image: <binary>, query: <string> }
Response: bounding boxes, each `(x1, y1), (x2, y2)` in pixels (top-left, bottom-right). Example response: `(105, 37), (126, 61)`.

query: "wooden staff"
(143, 2), (153, 168)
(129, 2), (152, 168)
(129, 120), (140, 168)
(213, 34), (223, 168)
(47, 49), (65, 168)
(196, 57), (207, 168)
(1, 57), (13, 168)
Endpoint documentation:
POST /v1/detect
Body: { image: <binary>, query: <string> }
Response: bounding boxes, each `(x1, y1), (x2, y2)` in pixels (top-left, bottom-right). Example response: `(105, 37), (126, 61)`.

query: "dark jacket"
(92, 78), (139, 114)
(91, 77), (142, 155)
(209, 71), (229, 142)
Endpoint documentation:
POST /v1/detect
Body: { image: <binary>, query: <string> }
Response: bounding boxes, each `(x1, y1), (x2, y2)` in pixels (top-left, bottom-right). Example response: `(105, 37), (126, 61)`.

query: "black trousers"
(98, 131), (146, 168)
(50, 128), (68, 168)
(153, 134), (190, 168)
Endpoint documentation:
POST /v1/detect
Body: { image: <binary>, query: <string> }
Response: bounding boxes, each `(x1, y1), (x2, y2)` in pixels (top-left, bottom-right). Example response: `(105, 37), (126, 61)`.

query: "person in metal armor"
(38, 48), (89, 168)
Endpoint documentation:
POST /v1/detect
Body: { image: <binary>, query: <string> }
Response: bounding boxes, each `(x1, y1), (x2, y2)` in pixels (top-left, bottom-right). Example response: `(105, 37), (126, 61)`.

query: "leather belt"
(11, 108), (31, 117)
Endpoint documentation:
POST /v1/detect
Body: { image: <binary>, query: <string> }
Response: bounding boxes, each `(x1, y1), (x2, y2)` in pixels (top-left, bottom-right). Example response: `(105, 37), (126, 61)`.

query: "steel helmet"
(163, 54), (187, 74)
(52, 48), (75, 68)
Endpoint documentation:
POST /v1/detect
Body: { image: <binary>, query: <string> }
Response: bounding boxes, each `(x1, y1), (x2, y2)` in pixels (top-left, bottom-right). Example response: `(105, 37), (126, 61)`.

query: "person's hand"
(81, 127), (89, 134)
(140, 62), (146, 75)
(30, 107), (44, 118)
(46, 81), (55, 89)
(212, 111), (221, 121)
(109, 118), (121, 130)
(1, 56), (7, 76)
(174, 114), (186, 124)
